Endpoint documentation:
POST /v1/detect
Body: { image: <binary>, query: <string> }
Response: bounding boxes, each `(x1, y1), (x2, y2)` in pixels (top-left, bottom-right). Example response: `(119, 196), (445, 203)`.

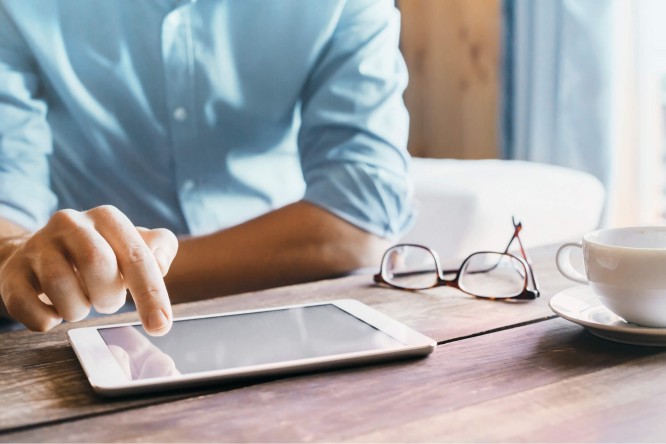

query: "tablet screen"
(98, 304), (404, 380)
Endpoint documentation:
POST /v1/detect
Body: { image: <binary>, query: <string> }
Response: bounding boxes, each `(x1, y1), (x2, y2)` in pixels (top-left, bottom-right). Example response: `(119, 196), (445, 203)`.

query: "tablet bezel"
(67, 299), (436, 396)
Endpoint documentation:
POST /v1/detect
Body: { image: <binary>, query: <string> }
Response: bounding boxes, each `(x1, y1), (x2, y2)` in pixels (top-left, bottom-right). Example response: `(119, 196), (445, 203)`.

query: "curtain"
(500, 0), (660, 226)
(501, 0), (620, 191)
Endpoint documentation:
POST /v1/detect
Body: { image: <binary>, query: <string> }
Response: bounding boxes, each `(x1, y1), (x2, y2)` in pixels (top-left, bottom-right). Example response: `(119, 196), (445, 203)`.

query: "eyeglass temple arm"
(505, 217), (541, 296)
(503, 217), (522, 254)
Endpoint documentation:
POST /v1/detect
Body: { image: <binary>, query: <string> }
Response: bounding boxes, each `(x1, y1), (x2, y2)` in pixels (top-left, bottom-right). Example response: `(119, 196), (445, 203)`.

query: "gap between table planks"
(0, 245), (572, 435)
(3, 317), (665, 442)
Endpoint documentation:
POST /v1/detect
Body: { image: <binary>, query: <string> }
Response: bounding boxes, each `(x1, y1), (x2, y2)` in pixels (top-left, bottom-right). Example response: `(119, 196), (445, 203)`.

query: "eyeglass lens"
(382, 245), (438, 290)
(382, 246), (528, 297)
(459, 252), (527, 298)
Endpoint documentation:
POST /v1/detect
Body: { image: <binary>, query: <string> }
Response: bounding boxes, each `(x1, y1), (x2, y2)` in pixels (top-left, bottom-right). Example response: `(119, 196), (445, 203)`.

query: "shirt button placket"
(162, 5), (200, 232)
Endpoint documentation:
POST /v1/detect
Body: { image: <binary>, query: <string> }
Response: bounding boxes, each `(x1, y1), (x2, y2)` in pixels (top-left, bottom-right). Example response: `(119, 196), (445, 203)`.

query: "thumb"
(136, 227), (179, 277)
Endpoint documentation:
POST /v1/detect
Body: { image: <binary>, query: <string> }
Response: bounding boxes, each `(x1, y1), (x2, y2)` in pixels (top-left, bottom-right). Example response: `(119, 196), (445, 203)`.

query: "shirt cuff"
(0, 174), (56, 231)
(303, 162), (414, 239)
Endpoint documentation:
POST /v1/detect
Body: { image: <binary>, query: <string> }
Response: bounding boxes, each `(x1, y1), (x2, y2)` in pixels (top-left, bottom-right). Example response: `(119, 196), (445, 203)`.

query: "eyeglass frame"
(373, 217), (541, 301)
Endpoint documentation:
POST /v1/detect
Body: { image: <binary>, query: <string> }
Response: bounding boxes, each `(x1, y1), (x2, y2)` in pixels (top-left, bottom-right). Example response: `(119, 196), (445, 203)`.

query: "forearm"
(165, 201), (390, 303)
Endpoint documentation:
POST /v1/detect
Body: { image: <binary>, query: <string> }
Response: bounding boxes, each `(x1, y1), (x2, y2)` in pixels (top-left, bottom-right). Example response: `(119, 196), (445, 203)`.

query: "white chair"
(401, 158), (605, 262)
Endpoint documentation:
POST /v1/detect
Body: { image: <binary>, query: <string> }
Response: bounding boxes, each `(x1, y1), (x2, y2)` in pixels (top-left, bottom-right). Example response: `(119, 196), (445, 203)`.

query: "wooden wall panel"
(400, 0), (501, 159)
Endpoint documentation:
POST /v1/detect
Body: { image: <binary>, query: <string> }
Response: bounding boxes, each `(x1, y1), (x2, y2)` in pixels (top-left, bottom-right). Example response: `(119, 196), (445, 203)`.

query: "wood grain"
(0, 245), (571, 434)
(401, 0), (500, 159)
(4, 318), (663, 442)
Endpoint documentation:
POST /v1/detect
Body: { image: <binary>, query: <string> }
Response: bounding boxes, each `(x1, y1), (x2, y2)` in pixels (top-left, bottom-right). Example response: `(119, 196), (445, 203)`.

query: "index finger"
(89, 206), (172, 335)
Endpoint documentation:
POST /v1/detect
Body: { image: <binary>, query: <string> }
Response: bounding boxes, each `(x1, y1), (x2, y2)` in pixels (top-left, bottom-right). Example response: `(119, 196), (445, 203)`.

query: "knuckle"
(152, 227), (176, 240)
(49, 209), (81, 230)
(126, 245), (152, 266)
(92, 290), (127, 314)
(88, 205), (122, 221)
(62, 304), (91, 323)
(155, 229), (178, 251)
(133, 285), (162, 302)
(93, 303), (121, 315)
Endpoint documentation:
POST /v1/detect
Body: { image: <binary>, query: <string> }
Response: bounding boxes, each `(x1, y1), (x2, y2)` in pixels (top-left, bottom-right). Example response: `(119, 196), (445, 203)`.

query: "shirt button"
(173, 107), (188, 122)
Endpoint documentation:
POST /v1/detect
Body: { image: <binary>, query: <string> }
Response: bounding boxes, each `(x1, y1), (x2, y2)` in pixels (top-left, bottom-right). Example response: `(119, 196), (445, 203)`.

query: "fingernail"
(147, 308), (169, 332)
(153, 247), (170, 276)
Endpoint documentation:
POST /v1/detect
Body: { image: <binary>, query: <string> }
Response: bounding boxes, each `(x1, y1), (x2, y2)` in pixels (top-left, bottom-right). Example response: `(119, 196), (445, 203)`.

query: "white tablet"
(68, 299), (436, 396)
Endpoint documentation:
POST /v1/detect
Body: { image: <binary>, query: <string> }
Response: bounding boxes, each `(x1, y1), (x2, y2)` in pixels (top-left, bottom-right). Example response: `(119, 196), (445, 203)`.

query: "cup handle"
(556, 243), (588, 284)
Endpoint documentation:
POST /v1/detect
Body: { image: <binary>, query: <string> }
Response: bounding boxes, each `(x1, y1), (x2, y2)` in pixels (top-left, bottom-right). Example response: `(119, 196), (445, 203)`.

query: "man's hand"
(0, 205), (178, 335)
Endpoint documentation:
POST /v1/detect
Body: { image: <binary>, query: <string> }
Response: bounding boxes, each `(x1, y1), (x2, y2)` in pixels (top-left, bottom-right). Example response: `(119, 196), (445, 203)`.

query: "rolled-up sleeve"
(298, 0), (413, 239)
(0, 6), (56, 231)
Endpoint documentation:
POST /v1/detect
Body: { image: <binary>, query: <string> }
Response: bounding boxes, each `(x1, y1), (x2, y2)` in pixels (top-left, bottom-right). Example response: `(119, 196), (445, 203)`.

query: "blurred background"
(399, 0), (666, 228)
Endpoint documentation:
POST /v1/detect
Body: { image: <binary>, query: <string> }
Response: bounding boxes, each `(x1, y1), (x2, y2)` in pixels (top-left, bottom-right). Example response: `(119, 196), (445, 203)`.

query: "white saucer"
(549, 286), (666, 346)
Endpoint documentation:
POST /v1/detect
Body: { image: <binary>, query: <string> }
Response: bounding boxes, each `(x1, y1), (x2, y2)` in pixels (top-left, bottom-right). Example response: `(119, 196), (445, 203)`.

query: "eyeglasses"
(374, 218), (540, 301)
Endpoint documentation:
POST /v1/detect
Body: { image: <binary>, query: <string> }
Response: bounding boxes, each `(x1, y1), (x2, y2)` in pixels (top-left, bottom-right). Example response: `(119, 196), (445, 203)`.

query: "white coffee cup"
(556, 226), (666, 327)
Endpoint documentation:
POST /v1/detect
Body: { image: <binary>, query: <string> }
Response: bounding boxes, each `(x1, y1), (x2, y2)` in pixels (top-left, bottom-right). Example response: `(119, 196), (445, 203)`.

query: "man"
(0, 0), (413, 335)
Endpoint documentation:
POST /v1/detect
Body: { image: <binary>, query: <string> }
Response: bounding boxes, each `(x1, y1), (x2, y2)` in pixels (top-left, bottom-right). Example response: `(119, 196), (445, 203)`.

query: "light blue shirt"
(0, 0), (412, 238)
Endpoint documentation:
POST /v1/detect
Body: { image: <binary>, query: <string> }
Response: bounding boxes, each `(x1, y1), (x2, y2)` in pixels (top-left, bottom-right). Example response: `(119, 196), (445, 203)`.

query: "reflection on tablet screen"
(99, 304), (403, 380)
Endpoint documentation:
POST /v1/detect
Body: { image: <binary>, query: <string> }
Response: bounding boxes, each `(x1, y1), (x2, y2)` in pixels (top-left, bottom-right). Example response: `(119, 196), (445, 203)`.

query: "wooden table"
(1, 244), (665, 442)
